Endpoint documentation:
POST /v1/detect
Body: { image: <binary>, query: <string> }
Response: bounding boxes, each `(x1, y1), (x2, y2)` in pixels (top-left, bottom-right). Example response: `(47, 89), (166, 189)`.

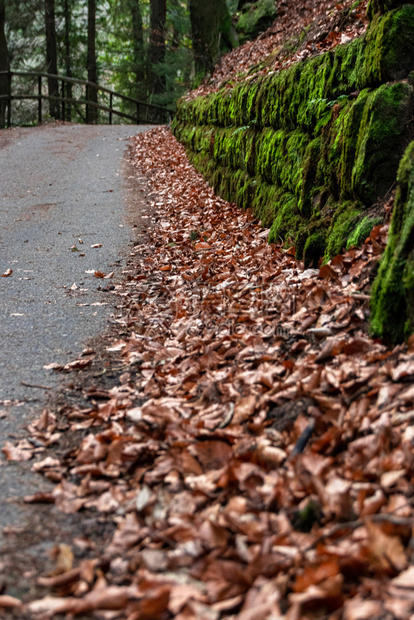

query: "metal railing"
(0, 70), (174, 126)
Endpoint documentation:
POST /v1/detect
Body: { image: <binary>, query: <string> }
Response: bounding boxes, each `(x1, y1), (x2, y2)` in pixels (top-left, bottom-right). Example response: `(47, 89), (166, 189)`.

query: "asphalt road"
(0, 123), (151, 552)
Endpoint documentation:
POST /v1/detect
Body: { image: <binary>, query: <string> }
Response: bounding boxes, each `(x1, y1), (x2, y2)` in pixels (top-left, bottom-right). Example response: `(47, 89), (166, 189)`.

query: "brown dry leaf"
(294, 559), (340, 593)
(37, 567), (81, 589)
(319, 264), (339, 281)
(1, 268), (12, 277)
(23, 492), (55, 504)
(365, 519), (407, 573)
(2, 440), (33, 461)
(315, 338), (342, 363)
(64, 358), (92, 370)
(27, 596), (74, 615)
(189, 439), (233, 471)
(233, 395), (257, 424)
(0, 595), (23, 608)
(51, 543), (74, 575)
(343, 597), (383, 619)
(289, 573), (344, 608)
(43, 362), (64, 371)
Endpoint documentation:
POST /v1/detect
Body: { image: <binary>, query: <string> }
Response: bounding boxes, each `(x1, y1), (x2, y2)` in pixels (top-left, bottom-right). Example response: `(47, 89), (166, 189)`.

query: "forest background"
(0, 0), (271, 126)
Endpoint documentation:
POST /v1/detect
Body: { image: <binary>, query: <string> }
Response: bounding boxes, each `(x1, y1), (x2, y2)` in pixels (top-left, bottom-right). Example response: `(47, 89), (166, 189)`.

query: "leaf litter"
(3, 127), (414, 619)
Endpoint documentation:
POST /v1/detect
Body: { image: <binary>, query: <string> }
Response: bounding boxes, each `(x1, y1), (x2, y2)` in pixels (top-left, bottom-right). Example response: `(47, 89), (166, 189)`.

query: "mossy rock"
(303, 231), (327, 268)
(367, 0), (414, 20)
(352, 82), (414, 204)
(236, 0), (277, 43)
(267, 194), (301, 245)
(347, 215), (383, 249)
(362, 5), (414, 86)
(371, 141), (414, 343)
(324, 200), (363, 259)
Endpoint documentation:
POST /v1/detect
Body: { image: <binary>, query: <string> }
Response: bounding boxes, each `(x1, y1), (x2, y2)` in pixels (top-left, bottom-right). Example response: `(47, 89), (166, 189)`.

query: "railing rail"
(0, 70), (174, 127)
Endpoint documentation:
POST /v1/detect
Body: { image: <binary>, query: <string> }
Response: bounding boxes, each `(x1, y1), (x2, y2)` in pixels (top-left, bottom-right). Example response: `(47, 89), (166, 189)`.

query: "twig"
(21, 381), (52, 390)
(289, 418), (315, 458)
(306, 514), (414, 551)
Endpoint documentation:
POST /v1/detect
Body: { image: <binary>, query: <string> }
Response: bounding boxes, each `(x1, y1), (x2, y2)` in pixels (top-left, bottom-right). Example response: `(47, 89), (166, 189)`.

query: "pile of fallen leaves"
(4, 126), (414, 619)
(189, 0), (369, 100)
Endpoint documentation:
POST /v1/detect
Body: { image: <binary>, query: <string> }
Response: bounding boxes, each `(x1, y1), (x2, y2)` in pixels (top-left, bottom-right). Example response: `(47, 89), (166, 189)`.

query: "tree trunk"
(0, 0), (9, 128)
(130, 0), (145, 100)
(189, 0), (238, 76)
(45, 0), (60, 119)
(63, 0), (72, 121)
(87, 0), (98, 123)
(170, 0), (180, 52)
(148, 0), (166, 98)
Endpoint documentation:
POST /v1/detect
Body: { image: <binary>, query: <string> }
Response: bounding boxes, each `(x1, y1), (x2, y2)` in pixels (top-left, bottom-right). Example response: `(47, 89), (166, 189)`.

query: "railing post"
(109, 92), (112, 125)
(61, 78), (65, 121)
(136, 102), (140, 124)
(7, 71), (12, 128)
(38, 74), (42, 124)
(85, 84), (89, 124)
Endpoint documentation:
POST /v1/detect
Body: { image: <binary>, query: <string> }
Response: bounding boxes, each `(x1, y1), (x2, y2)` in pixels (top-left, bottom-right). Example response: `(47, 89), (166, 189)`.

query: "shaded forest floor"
(3, 126), (414, 619)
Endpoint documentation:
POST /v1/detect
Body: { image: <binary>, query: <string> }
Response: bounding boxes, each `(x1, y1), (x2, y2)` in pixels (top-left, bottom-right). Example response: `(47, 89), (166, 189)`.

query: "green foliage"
(5, 0), (193, 119)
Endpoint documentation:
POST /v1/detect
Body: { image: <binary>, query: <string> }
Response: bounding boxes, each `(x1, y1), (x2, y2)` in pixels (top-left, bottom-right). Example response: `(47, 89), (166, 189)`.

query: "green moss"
(371, 141), (414, 343)
(172, 6), (414, 270)
(268, 195), (301, 244)
(303, 231), (327, 268)
(251, 181), (285, 226)
(347, 215), (383, 248)
(236, 0), (277, 43)
(367, 0), (412, 20)
(324, 200), (363, 259)
(299, 137), (322, 217)
(362, 5), (414, 85)
(174, 5), (414, 131)
(317, 99), (354, 201)
(352, 82), (414, 204)
(339, 89), (371, 197)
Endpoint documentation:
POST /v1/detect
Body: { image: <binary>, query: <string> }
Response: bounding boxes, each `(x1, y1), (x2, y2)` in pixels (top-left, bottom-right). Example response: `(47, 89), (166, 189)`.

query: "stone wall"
(172, 2), (414, 341)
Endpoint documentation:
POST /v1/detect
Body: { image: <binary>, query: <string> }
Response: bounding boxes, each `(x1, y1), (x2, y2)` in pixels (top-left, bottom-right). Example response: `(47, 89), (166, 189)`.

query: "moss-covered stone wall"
(371, 141), (414, 343)
(172, 2), (414, 340)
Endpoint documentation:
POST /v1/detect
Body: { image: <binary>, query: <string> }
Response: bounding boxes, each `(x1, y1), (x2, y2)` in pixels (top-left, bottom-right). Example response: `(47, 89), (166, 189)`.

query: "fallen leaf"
(0, 595), (23, 608)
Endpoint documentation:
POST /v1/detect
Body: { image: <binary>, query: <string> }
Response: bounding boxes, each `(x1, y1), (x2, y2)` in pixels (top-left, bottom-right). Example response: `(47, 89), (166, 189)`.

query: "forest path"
(0, 124), (150, 581)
